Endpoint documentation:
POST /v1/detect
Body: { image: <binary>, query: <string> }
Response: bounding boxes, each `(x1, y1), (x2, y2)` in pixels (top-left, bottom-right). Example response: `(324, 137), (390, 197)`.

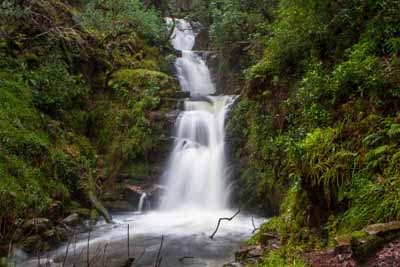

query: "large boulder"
(124, 185), (144, 207)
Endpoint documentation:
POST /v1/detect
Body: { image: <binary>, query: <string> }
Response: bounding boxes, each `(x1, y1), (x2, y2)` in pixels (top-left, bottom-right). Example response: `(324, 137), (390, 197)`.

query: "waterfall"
(138, 192), (147, 212)
(161, 19), (234, 210)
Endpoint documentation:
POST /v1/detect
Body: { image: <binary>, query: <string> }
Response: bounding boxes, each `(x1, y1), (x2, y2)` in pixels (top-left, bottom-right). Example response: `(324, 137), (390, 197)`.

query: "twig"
(210, 209), (241, 239)
(46, 251), (50, 267)
(102, 243), (109, 267)
(36, 218), (40, 267)
(127, 224), (130, 259)
(62, 234), (72, 266)
(251, 216), (259, 234)
(154, 235), (164, 267)
(7, 241), (13, 263)
(87, 228), (91, 267)
(73, 231), (77, 258)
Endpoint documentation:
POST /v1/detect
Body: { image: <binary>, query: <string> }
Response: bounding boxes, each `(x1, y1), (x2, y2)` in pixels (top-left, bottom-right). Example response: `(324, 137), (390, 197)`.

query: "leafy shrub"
(29, 62), (88, 115)
(76, 0), (167, 44)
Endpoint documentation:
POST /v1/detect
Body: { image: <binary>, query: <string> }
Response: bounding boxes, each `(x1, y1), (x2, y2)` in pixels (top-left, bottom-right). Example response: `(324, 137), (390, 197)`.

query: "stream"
(22, 18), (264, 267)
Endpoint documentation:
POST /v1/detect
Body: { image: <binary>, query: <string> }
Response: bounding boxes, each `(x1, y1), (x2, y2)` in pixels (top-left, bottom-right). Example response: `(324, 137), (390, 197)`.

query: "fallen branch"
(251, 216), (259, 234)
(210, 209), (241, 239)
(87, 228), (91, 267)
(62, 234), (72, 267)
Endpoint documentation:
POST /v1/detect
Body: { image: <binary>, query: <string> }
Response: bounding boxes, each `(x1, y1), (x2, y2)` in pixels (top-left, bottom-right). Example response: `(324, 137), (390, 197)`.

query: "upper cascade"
(167, 18), (196, 51)
(166, 18), (215, 96)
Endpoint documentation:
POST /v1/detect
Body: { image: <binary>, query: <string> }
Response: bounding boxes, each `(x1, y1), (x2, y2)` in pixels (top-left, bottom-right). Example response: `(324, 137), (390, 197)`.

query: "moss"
(109, 68), (174, 94)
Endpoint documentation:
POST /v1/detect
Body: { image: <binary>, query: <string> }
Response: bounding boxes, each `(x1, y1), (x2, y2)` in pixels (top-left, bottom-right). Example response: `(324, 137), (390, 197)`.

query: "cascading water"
(161, 19), (234, 210)
(138, 192), (147, 212)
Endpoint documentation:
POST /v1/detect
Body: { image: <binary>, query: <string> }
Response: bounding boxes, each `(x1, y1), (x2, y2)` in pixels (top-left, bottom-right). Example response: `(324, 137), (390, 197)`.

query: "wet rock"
(147, 185), (165, 208)
(62, 213), (80, 227)
(334, 235), (352, 254)
(193, 28), (210, 51)
(350, 221), (400, 260)
(351, 233), (384, 260)
(260, 232), (276, 246)
(124, 185), (144, 206)
(235, 245), (263, 261)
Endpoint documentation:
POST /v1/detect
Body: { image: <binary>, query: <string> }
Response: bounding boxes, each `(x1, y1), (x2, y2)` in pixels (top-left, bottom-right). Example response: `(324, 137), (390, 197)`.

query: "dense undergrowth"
(0, 0), (178, 256)
(192, 0), (400, 265)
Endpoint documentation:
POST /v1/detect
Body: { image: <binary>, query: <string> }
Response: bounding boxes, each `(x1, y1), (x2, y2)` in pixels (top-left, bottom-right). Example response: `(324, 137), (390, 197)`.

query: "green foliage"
(260, 250), (306, 267)
(29, 61), (88, 115)
(224, 0), (400, 258)
(0, 0), (176, 251)
(288, 128), (357, 208)
(76, 0), (167, 44)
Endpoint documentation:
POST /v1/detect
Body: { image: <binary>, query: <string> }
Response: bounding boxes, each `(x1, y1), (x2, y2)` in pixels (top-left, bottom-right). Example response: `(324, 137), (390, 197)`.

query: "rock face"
(124, 185), (144, 207)
(170, 0), (193, 12)
(193, 28), (211, 51)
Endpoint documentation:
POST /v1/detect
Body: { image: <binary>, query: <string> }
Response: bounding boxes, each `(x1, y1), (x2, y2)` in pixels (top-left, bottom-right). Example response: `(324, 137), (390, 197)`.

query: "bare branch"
(251, 216), (259, 234)
(87, 228), (91, 267)
(62, 234), (73, 267)
(154, 235), (164, 267)
(210, 209), (241, 239)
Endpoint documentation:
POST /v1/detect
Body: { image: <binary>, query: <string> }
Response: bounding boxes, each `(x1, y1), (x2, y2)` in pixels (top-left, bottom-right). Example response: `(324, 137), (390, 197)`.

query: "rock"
(23, 218), (50, 233)
(247, 245), (263, 258)
(124, 185), (144, 206)
(363, 221), (400, 236)
(21, 235), (43, 252)
(103, 200), (136, 212)
(62, 213), (80, 226)
(260, 232), (276, 246)
(235, 245), (264, 261)
(235, 247), (251, 261)
(147, 185), (164, 208)
(192, 28), (210, 51)
(334, 234), (353, 254)
(351, 234), (384, 260)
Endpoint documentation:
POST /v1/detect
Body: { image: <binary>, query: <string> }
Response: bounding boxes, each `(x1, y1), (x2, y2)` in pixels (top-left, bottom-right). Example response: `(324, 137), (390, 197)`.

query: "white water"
(138, 192), (147, 212)
(161, 18), (234, 210)
(21, 18), (264, 267)
(167, 18), (215, 95)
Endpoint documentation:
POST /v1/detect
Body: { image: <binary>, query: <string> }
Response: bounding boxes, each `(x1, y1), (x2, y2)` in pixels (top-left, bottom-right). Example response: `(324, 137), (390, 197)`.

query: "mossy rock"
(350, 234), (384, 260)
(109, 68), (174, 92)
